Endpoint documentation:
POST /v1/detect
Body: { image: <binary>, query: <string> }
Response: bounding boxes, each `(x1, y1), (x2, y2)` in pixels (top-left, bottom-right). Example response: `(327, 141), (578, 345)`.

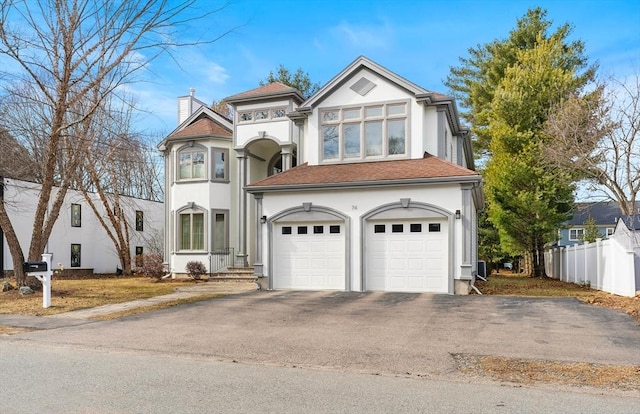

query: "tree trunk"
(523, 251), (533, 277)
(0, 199), (26, 285)
(529, 240), (547, 278)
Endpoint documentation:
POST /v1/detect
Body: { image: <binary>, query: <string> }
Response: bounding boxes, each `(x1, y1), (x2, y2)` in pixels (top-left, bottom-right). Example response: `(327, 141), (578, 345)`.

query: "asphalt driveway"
(7, 290), (640, 380)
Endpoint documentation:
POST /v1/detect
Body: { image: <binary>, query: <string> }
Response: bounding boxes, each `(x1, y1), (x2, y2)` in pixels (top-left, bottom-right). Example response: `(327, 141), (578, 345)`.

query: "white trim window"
(179, 210), (206, 251)
(211, 148), (229, 181)
(178, 146), (206, 180)
(321, 102), (408, 161)
(569, 228), (584, 241)
(211, 209), (229, 252)
(606, 227), (614, 237)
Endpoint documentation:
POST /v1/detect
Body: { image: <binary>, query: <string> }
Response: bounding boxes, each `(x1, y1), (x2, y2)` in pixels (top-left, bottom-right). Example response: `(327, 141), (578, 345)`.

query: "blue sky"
(137, 0), (639, 136)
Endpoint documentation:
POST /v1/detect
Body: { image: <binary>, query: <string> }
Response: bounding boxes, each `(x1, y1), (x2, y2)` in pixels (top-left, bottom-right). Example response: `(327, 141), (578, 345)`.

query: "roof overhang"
(247, 174), (482, 194)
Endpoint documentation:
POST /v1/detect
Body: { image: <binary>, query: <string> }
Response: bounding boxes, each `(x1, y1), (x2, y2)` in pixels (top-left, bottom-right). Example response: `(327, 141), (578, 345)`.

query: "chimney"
(177, 88), (206, 125)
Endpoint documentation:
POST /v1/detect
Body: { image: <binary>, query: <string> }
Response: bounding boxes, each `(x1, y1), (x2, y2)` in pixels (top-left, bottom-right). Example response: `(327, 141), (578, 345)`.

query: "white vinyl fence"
(545, 230), (639, 297)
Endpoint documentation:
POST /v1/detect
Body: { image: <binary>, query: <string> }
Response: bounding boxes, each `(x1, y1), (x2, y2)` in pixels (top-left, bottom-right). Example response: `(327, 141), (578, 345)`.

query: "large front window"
(179, 149), (206, 180)
(179, 212), (205, 250)
(321, 102), (408, 161)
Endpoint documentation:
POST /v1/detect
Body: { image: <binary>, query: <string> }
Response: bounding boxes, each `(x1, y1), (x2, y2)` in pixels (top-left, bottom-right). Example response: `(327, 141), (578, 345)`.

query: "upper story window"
(321, 102), (407, 162)
(71, 203), (81, 227)
(178, 147), (206, 180)
(606, 228), (614, 237)
(135, 210), (144, 231)
(238, 107), (287, 123)
(212, 148), (229, 181)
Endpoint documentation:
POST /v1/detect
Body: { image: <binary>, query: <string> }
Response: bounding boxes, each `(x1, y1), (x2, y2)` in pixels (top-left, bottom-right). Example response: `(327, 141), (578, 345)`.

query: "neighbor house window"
(606, 228), (614, 237)
(178, 146), (206, 180)
(179, 211), (205, 250)
(569, 228), (584, 241)
(70, 244), (81, 267)
(135, 246), (143, 266)
(71, 204), (81, 227)
(320, 101), (407, 161)
(211, 148), (229, 181)
(211, 210), (229, 252)
(135, 210), (144, 231)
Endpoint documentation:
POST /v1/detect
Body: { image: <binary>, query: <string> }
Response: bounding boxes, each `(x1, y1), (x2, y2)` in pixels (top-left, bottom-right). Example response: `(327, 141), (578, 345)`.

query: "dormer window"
(321, 101), (408, 162)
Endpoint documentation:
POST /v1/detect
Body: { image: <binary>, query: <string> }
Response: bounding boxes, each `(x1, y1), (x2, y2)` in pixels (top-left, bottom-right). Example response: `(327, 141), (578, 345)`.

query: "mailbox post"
(23, 253), (53, 308)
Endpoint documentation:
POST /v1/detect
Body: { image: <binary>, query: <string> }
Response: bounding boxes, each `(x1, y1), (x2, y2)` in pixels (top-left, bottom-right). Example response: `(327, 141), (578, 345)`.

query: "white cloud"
(327, 19), (394, 50)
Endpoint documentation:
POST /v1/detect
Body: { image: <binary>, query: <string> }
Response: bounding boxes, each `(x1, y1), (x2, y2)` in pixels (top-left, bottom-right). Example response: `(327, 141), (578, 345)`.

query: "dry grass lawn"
(0, 276), (199, 316)
(471, 272), (640, 391)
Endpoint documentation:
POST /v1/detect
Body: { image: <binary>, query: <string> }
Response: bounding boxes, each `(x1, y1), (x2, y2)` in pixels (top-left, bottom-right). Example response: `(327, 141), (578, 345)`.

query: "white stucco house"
(159, 56), (483, 294)
(1, 177), (164, 275)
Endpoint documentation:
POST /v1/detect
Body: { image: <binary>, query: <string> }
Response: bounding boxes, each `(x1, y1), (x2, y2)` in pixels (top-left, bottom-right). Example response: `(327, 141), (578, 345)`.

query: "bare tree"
(543, 74), (640, 225)
(211, 99), (232, 119)
(72, 94), (162, 275)
(0, 0), (231, 285)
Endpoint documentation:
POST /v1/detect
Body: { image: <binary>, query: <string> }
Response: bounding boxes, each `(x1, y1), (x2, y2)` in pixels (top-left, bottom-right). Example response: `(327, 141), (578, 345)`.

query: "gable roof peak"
(300, 55), (430, 109)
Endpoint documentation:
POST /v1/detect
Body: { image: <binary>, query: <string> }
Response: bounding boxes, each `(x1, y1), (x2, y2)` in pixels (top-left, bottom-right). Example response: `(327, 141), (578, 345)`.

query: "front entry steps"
(210, 267), (255, 280)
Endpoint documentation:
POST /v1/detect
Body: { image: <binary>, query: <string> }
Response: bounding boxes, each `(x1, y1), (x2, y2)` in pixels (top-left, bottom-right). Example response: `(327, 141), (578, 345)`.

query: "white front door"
(366, 219), (448, 293)
(273, 222), (345, 290)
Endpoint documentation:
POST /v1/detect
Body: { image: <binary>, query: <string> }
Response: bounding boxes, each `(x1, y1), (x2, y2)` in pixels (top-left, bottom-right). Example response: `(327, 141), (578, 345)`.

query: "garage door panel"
(366, 219), (448, 293)
(274, 222), (345, 290)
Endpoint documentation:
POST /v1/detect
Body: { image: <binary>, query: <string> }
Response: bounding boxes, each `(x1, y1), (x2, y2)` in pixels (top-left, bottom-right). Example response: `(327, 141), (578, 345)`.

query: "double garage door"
(272, 218), (449, 293)
(366, 219), (449, 293)
(273, 222), (345, 290)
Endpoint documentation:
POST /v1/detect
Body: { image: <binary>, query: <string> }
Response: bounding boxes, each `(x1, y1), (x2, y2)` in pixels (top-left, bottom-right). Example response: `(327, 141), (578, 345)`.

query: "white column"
(236, 149), (248, 267)
(253, 193), (264, 276)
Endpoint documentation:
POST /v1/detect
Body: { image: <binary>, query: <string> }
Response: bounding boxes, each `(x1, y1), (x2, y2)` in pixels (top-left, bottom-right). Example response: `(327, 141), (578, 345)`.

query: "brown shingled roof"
(248, 156), (479, 189)
(169, 117), (232, 139)
(224, 82), (302, 102)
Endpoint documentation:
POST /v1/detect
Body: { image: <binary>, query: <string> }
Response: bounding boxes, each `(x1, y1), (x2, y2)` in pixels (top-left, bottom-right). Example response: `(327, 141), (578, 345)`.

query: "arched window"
(177, 205), (206, 251)
(177, 144), (206, 180)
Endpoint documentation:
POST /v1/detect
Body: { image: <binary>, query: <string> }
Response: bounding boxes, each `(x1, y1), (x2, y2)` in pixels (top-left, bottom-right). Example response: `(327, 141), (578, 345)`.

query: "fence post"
(584, 242), (589, 285)
(595, 239), (601, 290)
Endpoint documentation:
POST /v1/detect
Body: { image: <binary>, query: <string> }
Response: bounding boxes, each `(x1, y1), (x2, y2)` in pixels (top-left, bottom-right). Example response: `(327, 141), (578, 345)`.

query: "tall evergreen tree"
(447, 9), (595, 276)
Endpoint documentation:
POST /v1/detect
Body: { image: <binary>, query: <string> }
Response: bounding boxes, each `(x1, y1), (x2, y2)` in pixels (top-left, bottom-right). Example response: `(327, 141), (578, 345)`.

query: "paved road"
(1, 290), (639, 412)
(1, 344), (638, 414)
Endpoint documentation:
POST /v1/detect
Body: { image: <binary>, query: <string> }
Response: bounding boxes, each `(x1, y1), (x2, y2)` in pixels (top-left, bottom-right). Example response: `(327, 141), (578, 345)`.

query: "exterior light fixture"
(455, 210), (461, 219)
(260, 215), (267, 224)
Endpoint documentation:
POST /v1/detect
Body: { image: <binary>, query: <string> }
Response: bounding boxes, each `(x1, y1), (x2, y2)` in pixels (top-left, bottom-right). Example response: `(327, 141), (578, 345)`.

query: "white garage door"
(273, 222), (345, 290)
(366, 219), (448, 293)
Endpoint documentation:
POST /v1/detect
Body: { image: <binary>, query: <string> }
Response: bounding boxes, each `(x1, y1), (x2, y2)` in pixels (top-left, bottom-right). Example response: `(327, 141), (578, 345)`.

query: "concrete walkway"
(0, 280), (257, 329)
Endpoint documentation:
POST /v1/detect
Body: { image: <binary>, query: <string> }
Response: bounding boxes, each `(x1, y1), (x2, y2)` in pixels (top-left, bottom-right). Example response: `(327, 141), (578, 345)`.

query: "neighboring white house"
(1, 177), (164, 275)
(159, 56), (483, 294)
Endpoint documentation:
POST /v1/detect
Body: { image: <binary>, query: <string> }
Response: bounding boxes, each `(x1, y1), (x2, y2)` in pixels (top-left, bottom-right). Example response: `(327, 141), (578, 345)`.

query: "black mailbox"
(23, 261), (48, 272)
